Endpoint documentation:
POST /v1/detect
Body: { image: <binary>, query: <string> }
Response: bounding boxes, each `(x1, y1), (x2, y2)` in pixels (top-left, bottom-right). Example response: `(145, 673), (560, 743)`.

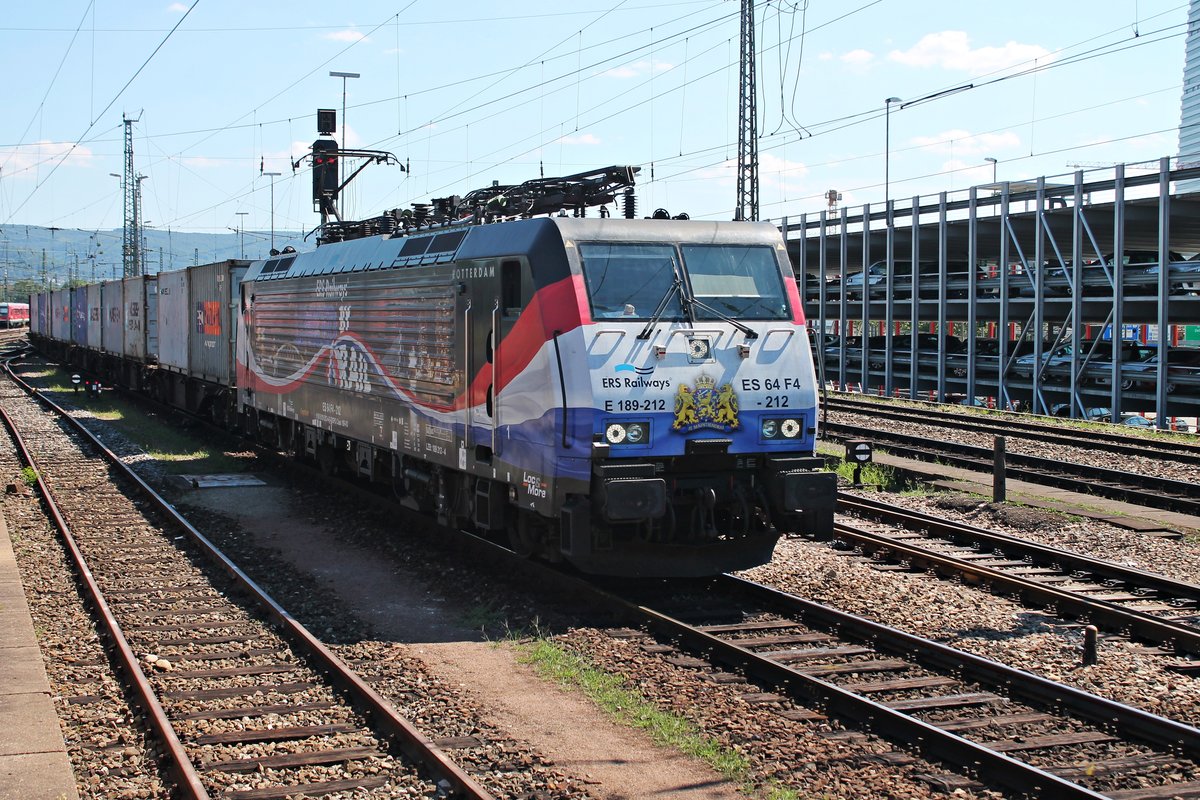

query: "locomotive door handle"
(462, 300), (471, 451)
(491, 300), (500, 455)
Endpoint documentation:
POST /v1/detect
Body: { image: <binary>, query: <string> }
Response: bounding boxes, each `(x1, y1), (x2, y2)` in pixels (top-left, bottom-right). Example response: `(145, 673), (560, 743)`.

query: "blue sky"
(0, 0), (1191, 239)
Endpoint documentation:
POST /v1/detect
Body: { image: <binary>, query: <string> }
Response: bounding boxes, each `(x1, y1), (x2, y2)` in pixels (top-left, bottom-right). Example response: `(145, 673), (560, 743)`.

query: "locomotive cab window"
(501, 260), (522, 317)
(579, 243), (683, 320)
(680, 244), (790, 320)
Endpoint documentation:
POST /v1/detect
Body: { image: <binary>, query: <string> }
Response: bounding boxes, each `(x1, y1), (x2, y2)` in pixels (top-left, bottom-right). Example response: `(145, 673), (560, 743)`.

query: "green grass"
(28, 367), (247, 475)
(20, 466), (38, 486)
(816, 442), (920, 493)
(520, 639), (753, 783)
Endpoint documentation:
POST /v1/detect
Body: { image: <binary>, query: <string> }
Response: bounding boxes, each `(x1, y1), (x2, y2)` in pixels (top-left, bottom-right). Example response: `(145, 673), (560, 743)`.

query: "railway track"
(0, 363), (494, 800)
(820, 417), (1200, 516)
(18, 344), (1200, 796)
(824, 393), (1200, 466)
(599, 573), (1200, 798)
(831, 494), (1200, 662)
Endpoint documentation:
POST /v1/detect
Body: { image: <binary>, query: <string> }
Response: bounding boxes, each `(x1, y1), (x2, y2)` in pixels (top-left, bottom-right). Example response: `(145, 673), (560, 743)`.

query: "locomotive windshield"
(580, 243), (685, 320)
(681, 244), (789, 320)
(579, 242), (789, 321)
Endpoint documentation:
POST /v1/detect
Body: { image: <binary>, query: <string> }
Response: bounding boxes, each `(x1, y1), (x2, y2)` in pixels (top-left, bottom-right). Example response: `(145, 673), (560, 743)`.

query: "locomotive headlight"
(605, 421), (649, 445)
(780, 418), (802, 438)
(605, 423), (627, 444)
(761, 419), (778, 438)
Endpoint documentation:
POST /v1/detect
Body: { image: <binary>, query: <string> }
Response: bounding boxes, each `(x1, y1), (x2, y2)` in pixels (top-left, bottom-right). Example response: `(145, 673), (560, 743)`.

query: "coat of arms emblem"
(672, 375), (740, 433)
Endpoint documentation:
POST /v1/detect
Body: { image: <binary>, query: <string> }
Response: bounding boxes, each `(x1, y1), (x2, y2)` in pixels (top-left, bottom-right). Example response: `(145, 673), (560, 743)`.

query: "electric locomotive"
(237, 169), (834, 577)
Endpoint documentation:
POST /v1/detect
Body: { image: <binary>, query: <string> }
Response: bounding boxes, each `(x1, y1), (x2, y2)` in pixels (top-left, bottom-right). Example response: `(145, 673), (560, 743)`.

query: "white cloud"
(759, 152), (810, 199)
(840, 49), (874, 67)
(325, 30), (368, 43)
(697, 153), (808, 195)
(911, 129), (1021, 156)
(818, 52), (834, 61)
(602, 59), (673, 79)
(889, 31), (1051, 75)
(555, 133), (601, 145)
(166, 2), (188, 12)
(0, 141), (94, 177)
(180, 156), (231, 169)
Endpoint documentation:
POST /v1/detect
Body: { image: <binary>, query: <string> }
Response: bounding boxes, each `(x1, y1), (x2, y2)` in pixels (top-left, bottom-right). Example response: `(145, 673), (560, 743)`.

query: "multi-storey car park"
(790, 159), (1200, 428)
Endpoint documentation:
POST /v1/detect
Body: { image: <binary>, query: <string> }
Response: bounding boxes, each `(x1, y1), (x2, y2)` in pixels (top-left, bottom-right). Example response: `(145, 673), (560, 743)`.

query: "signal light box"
(317, 109), (337, 136)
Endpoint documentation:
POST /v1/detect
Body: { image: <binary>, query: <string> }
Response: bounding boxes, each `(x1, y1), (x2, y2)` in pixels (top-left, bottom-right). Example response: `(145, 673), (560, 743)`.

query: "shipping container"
(188, 261), (248, 384)
(86, 284), (103, 350)
(101, 281), (124, 355)
(121, 276), (159, 362)
(51, 289), (70, 342)
(71, 286), (88, 345)
(29, 293), (42, 336)
(156, 268), (188, 371)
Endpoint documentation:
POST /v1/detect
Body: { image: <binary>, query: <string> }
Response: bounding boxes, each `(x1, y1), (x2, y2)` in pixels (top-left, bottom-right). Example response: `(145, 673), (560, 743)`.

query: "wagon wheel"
(316, 441), (338, 476)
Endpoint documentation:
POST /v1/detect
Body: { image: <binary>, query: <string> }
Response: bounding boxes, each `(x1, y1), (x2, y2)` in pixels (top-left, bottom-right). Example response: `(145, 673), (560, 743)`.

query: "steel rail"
(445, 532), (1200, 797)
(839, 494), (1200, 602)
(825, 394), (1200, 464)
(822, 420), (1200, 516)
(2, 364), (496, 800)
(716, 573), (1200, 757)
(0, 402), (212, 800)
(622, 581), (1112, 798)
(828, 517), (1200, 656)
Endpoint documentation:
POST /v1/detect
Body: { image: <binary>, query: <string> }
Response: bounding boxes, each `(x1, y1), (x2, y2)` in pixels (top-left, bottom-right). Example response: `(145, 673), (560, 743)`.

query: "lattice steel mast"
(120, 114), (145, 277)
(734, 0), (759, 221)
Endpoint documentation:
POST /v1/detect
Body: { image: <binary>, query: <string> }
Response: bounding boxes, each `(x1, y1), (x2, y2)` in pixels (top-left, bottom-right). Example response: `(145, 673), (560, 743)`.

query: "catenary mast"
(734, 0), (759, 221)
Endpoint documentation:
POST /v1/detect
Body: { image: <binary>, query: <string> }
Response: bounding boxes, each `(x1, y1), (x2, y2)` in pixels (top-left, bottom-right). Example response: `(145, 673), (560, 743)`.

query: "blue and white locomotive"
(35, 166), (835, 576)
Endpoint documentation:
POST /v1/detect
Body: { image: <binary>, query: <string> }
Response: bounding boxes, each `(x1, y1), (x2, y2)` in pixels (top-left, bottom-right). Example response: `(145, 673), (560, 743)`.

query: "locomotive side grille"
(595, 463), (656, 479)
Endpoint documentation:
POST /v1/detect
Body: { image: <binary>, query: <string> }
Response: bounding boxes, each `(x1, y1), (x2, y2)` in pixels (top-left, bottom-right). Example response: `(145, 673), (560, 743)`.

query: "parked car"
(1121, 414), (1156, 429)
(1142, 260), (1200, 296)
(1084, 341), (1158, 387)
(1091, 251), (1188, 296)
(842, 260), (983, 299)
(1012, 342), (1077, 381)
(1016, 340), (1154, 384)
(949, 338), (1055, 377)
(821, 334), (861, 362)
(858, 333), (963, 369)
(1014, 251), (1187, 297)
(1049, 404), (1113, 421)
(1107, 348), (1200, 393)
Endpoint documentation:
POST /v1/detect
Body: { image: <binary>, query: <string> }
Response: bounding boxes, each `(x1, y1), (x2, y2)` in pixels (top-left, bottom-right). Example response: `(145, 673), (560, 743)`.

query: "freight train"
(30, 167), (835, 577)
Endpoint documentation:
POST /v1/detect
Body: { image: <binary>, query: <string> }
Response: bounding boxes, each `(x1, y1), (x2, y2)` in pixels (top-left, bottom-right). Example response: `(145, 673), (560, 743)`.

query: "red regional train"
(0, 301), (29, 328)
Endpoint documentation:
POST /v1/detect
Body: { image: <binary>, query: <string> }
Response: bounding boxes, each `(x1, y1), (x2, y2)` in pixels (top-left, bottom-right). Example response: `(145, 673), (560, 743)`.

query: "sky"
(0, 0), (1192, 253)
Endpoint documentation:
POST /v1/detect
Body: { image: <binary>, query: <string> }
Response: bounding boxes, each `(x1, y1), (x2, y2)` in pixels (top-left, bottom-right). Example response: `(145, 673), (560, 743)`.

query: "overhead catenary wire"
(3, 0), (201, 226)
(5, 0), (1190, 234)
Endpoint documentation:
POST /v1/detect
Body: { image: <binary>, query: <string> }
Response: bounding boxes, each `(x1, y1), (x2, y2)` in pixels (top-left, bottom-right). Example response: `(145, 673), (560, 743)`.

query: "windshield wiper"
(687, 297), (758, 339)
(636, 274), (683, 340)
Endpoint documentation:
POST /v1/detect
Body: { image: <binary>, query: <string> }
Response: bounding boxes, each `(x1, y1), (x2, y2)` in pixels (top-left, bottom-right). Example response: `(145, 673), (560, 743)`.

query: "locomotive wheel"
(716, 488), (753, 538)
(510, 513), (539, 558)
